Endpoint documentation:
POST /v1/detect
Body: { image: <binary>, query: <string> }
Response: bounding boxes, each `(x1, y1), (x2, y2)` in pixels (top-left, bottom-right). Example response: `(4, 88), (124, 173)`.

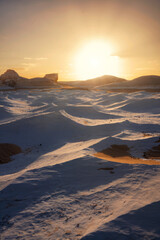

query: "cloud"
(21, 63), (36, 67)
(24, 57), (48, 61)
(35, 57), (48, 61)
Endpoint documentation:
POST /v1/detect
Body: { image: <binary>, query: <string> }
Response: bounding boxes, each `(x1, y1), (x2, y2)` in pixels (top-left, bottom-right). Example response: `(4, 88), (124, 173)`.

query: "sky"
(0, 0), (160, 80)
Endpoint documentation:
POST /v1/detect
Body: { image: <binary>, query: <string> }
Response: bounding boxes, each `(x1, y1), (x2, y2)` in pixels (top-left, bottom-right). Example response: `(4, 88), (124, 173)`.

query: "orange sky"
(0, 0), (160, 81)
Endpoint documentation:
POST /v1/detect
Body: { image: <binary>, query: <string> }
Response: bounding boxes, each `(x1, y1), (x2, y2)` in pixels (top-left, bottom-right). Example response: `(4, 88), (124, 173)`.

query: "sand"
(0, 89), (160, 239)
(94, 144), (160, 165)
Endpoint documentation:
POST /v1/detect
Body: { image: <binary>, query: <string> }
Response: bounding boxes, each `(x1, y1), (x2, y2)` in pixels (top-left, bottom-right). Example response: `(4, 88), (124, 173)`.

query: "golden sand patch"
(0, 143), (22, 164)
(94, 144), (160, 165)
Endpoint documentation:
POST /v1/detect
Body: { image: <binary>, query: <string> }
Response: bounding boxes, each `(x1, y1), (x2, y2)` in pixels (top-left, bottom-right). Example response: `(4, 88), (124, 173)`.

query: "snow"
(0, 89), (160, 239)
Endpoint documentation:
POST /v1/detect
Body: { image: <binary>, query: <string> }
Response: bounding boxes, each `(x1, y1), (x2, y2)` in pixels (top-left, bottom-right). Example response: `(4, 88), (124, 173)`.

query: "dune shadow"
(0, 156), (133, 231)
(82, 201), (160, 240)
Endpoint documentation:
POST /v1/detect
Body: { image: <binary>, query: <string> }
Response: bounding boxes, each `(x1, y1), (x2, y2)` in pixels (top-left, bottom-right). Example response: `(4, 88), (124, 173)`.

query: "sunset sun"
(74, 40), (120, 80)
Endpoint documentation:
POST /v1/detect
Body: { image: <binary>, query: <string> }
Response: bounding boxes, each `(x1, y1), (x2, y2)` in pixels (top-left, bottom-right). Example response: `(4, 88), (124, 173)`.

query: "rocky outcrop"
(0, 69), (26, 87)
(0, 69), (20, 82)
(44, 73), (58, 83)
(0, 143), (22, 164)
(0, 69), (59, 88)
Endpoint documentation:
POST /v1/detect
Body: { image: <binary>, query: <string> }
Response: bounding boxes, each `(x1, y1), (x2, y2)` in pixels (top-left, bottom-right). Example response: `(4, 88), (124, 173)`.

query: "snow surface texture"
(0, 89), (160, 240)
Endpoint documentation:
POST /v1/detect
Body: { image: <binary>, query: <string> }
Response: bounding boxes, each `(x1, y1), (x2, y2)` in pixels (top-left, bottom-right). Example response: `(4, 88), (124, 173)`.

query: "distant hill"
(80, 75), (126, 87)
(96, 75), (160, 90)
(61, 75), (126, 88)
(129, 75), (160, 86)
(60, 74), (160, 91)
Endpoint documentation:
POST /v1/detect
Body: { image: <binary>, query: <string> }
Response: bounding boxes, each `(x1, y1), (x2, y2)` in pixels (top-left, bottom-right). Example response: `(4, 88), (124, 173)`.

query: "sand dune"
(0, 89), (160, 239)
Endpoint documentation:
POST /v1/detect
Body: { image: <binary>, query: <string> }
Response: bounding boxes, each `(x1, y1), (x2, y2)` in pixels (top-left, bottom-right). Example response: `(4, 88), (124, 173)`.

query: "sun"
(74, 40), (120, 80)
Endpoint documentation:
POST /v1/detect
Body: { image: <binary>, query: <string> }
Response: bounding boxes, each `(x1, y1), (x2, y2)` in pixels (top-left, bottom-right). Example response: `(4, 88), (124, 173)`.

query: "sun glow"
(74, 40), (120, 80)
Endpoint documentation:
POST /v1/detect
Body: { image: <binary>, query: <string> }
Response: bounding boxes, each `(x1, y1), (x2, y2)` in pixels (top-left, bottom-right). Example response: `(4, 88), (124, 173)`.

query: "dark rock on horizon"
(0, 69), (21, 82)
(44, 73), (58, 82)
(0, 69), (59, 88)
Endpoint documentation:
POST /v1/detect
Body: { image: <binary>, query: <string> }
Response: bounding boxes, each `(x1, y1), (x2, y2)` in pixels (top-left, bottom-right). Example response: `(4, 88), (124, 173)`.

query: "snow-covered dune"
(0, 89), (160, 239)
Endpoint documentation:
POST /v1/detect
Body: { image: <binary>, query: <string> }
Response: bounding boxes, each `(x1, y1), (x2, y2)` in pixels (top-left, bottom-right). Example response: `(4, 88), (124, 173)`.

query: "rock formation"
(0, 69), (58, 88)
(44, 73), (58, 83)
(0, 69), (20, 82)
